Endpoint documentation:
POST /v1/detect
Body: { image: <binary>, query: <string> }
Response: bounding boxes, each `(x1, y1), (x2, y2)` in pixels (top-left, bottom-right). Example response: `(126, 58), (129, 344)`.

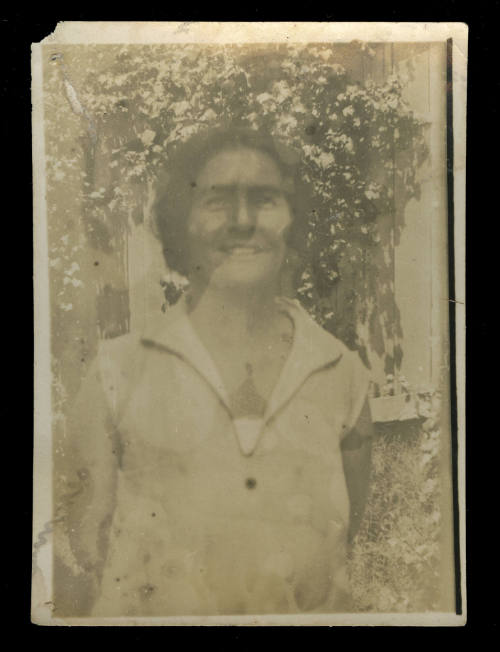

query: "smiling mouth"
(219, 245), (268, 255)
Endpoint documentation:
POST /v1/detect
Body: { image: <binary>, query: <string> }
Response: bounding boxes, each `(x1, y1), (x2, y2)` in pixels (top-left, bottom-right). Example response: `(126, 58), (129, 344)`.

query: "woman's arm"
(341, 397), (373, 543)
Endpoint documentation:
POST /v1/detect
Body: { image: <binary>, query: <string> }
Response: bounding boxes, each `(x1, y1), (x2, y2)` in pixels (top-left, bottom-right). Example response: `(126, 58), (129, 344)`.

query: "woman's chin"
(209, 256), (282, 289)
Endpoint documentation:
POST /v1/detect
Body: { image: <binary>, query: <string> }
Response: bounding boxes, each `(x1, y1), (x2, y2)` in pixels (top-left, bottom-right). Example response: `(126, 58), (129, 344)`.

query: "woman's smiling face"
(186, 147), (293, 289)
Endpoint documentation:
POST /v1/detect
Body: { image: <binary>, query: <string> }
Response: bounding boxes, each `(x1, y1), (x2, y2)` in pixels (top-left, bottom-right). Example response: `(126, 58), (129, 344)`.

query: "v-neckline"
(140, 297), (344, 456)
(186, 298), (296, 417)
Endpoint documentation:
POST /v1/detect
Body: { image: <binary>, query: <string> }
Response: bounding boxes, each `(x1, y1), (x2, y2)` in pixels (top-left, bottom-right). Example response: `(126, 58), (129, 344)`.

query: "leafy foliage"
(72, 43), (427, 351)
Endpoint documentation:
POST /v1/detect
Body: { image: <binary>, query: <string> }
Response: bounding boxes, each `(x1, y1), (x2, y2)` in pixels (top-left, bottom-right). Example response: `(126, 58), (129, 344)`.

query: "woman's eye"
(204, 196), (230, 210)
(254, 194), (277, 208)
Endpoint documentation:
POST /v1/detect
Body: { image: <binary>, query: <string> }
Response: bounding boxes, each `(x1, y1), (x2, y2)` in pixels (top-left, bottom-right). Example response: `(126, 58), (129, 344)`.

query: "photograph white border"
(32, 21), (467, 626)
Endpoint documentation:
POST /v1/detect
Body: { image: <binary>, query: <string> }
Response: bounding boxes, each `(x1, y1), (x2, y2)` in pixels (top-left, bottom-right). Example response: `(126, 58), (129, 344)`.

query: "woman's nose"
(232, 193), (255, 228)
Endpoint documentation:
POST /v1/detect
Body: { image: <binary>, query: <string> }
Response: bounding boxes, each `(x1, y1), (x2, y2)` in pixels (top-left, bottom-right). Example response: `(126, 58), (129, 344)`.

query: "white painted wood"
(393, 43), (448, 391)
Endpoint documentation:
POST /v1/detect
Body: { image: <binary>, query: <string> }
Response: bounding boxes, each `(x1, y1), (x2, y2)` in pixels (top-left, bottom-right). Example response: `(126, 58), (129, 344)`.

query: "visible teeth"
(229, 247), (258, 254)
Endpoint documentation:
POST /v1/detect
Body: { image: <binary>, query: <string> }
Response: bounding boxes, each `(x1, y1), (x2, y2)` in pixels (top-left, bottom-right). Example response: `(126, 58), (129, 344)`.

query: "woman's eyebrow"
(200, 183), (284, 194)
(248, 185), (284, 194)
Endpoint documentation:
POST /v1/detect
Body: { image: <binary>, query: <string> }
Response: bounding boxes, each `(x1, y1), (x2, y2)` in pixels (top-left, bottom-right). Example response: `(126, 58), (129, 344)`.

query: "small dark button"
(245, 477), (257, 490)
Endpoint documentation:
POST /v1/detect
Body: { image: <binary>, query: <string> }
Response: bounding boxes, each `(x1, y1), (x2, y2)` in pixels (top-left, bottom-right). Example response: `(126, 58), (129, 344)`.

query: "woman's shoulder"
(97, 331), (145, 376)
(96, 310), (170, 371)
(279, 297), (368, 371)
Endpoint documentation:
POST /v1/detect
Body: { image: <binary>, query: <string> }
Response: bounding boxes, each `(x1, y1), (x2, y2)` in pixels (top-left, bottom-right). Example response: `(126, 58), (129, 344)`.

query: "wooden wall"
(393, 43), (449, 392)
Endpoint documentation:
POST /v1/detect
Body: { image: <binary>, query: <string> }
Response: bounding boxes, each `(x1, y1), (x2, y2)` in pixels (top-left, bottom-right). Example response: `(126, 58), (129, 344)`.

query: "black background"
(1, 2), (494, 639)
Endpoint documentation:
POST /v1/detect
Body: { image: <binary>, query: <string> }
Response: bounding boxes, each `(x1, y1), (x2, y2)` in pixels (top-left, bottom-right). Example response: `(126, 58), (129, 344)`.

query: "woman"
(56, 126), (373, 616)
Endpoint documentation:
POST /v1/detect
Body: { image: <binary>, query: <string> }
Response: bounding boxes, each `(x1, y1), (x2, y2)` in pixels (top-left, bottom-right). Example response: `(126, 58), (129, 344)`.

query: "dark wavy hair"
(152, 125), (311, 275)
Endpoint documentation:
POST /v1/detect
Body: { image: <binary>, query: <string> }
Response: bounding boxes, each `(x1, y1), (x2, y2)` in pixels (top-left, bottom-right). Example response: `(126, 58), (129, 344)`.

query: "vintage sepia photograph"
(32, 22), (467, 626)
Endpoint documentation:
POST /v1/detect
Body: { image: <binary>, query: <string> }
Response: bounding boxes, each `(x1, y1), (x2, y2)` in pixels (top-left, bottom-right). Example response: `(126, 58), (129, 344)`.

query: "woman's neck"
(187, 281), (282, 347)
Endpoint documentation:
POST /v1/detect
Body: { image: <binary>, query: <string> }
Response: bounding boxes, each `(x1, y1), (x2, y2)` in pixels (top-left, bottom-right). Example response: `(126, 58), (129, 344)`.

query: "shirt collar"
(265, 298), (344, 420)
(141, 297), (231, 408)
(140, 296), (344, 422)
